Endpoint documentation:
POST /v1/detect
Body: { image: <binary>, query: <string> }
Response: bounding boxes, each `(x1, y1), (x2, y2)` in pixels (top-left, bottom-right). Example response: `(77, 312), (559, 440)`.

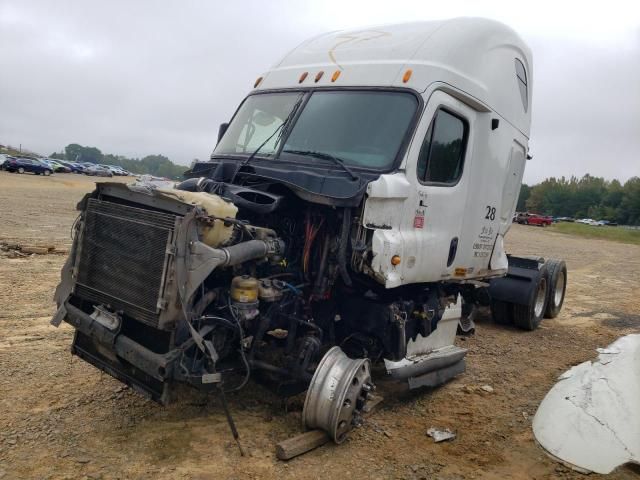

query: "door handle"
(447, 237), (458, 267)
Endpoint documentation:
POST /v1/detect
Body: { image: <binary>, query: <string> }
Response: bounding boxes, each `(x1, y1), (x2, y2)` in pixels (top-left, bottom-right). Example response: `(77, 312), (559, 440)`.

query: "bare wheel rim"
(554, 271), (565, 307)
(534, 277), (547, 318)
(303, 346), (372, 443)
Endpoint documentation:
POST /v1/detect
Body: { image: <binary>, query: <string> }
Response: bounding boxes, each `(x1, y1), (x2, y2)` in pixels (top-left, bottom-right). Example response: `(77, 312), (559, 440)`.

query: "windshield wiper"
(282, 149), (360, 182)
(229, 94), (305, 184)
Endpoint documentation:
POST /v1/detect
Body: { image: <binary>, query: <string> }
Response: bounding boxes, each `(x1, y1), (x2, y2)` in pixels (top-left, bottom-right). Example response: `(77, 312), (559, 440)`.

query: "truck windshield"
(214, 90), (418, 170)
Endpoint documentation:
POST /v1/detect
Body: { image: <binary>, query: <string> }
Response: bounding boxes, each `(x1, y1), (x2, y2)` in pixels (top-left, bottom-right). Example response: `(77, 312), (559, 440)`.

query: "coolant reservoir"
(157, 188), (238, 247)
(231, 276), (259, 303)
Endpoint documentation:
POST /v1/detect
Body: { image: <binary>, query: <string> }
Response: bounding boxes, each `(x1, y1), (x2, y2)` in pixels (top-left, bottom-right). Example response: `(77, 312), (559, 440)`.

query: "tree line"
(50, 143), (189, 179)
(517, 174), (640, 225)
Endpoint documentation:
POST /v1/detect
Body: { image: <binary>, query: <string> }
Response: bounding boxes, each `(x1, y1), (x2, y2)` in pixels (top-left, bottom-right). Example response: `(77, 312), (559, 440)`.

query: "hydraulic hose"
(338, 208), (353, 286)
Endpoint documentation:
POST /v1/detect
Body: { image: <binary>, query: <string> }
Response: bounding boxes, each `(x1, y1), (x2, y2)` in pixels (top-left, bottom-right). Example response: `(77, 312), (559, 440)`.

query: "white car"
(104, 165), (129, 176)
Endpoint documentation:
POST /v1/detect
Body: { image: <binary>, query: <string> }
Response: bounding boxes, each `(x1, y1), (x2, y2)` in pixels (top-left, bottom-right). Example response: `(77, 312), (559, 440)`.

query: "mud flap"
(488, 255), (544, 306)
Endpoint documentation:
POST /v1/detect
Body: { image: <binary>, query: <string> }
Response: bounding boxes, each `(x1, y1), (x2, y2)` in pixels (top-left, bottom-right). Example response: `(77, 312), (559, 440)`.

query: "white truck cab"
(245, 18), (531, 287)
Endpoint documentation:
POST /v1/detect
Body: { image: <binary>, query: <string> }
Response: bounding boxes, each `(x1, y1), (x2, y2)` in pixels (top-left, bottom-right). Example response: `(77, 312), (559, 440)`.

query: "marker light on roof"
(331, 70), (341, 82)
(298, 72), (308, 83)
(254, 76), (263, 88)
(314, 71), (324, 83)
(402, 69), (413, 83)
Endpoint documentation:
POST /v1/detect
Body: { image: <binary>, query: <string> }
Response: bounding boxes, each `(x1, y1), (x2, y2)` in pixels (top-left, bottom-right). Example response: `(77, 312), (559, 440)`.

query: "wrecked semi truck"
(52, 18), (566, 443)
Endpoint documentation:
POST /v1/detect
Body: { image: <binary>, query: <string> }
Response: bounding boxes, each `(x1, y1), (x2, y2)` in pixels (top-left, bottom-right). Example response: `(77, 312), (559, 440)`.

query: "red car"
(516, 213), (552, 226)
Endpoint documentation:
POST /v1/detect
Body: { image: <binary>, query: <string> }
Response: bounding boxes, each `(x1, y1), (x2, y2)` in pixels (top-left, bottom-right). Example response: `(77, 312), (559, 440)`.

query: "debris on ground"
(427, 427), (456, 443)
(0, 241), (67, 258)
(480, 385), (494, 393)
(533, 334), (640, 474)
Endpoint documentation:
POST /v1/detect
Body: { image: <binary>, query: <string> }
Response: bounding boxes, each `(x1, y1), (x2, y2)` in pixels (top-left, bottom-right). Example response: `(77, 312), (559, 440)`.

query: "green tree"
(619, 177), (640, 225)
(516, 184), (530, 211)
(64, 144), (103, 164)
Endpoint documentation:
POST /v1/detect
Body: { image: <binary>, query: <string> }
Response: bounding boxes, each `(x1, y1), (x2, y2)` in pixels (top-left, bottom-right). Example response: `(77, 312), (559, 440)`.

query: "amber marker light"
(254, 76), (263, 88)
(402, 69), (413, 83)
(331, 70), (341, 82)
(298, 72), (308, 83)
(315, 71), (324, 82)
(391, 255), (401, 266)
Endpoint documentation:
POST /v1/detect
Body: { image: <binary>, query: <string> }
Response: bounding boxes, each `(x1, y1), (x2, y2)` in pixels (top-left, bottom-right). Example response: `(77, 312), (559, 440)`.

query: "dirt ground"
(0, 171), (639, 480)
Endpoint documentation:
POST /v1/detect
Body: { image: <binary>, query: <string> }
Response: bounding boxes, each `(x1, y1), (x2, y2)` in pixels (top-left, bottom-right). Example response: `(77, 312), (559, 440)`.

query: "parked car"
(516, 212), (552, 226)
(40, 158), (71, 173)
(84, 165), (113, 177)
(102, 165), (120, 175)
(0, 154), (17, 170)
(554, 216), (574, 222)
(98, 164), (126, 176)
(57, 160), (85, 174)
(0, 154), (11, 169)
(4, 157), (54, 175)
(111, 166), (129, 176)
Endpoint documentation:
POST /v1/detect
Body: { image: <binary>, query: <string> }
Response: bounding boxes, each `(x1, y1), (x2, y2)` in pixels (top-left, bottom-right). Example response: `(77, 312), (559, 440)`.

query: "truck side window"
(515, 58), (528, 111)
(417, 108), (468, 184)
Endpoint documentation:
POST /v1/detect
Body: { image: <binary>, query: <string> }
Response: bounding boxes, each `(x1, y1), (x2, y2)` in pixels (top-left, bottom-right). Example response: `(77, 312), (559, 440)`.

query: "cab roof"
(255, 17), (533, 136)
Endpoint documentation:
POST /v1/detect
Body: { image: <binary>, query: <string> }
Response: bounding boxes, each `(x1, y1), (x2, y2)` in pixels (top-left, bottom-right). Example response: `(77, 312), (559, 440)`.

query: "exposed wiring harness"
(303, 210), (324, 275)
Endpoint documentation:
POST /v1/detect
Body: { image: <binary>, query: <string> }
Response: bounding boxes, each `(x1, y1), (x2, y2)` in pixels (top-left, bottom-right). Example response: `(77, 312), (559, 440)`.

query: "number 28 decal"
(485, 205), (496, 221)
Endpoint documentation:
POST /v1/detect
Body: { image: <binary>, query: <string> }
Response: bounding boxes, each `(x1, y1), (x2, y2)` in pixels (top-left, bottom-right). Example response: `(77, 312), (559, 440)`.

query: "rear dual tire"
(491, 299), (511, 325)
(544, 259), (566, 318)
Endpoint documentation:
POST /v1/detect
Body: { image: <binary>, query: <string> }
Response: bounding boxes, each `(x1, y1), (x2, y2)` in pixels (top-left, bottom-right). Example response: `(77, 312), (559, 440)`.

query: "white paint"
(533, 334), (640, 474)
(256, 19), (532, 287)
(259, 18), (532, 135)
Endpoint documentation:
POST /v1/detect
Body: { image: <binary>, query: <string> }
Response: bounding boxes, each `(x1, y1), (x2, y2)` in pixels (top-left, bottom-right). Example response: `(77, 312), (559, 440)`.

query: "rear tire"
(17, 167), (25, 174)
(43, 170), (51, 176)
(491, 300), (512, 325)
(544, 259), (567, 318)
(513, 263), (549, 331)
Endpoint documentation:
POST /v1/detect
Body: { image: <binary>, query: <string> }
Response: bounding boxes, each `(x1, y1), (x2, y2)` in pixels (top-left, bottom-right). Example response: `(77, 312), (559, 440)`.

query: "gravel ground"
(0, 171), (639, 480)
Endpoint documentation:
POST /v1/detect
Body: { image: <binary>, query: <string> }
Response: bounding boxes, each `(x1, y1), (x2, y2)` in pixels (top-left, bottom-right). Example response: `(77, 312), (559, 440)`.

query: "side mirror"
(217, 122), (229, 143)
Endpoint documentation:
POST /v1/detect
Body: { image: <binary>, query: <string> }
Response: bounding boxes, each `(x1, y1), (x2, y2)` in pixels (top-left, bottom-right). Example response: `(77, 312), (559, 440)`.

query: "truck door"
(401, 90), (477, 283)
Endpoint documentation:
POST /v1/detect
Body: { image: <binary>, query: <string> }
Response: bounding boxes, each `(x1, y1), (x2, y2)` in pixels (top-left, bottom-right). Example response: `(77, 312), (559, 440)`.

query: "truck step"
(385, 345), (467, 384)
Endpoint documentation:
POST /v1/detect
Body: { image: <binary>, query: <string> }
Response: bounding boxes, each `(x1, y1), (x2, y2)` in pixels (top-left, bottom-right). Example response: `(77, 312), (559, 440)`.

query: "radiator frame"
(71, 193), (184, 331)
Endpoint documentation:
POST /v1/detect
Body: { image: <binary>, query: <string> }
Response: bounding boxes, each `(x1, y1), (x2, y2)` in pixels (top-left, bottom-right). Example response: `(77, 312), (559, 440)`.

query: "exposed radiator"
(75, 198), (178, 326)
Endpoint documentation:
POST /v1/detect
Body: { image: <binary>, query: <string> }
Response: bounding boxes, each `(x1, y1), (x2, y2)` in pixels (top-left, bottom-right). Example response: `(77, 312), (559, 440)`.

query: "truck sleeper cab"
(52, 18), (566, 444)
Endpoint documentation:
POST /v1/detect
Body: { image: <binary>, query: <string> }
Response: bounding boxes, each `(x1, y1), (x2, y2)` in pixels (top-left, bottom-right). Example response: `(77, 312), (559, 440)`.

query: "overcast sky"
(1, 0), (638, 183)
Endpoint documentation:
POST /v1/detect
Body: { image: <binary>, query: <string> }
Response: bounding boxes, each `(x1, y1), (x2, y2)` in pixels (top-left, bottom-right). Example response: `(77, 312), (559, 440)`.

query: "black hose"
(338, 208), (353, 286)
